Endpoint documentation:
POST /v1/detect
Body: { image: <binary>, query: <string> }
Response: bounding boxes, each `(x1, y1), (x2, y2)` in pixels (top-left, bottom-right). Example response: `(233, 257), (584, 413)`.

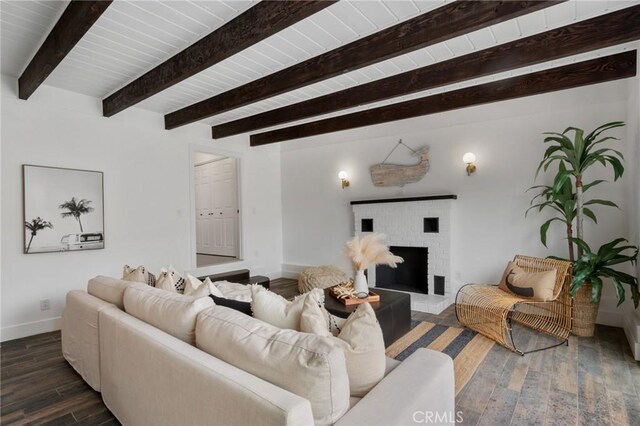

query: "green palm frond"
(570, 238), (639, 308)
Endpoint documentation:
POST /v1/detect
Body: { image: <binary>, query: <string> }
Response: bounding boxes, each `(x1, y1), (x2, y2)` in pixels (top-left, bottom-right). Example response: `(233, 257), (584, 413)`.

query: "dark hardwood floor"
(1, 331), (117, 426)
(1, 278), (638, 425)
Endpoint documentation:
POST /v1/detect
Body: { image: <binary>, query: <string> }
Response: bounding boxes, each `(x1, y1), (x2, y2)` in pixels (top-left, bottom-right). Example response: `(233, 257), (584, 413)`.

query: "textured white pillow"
(301, 296), (386, 397)
(155, 271), (177, 293)
(156, 266), (186, 293)
(250, 285), (323, 330)
(212, 280), (252, 302)
(184, 274), (224, 298)
(122, 265), (156, 286)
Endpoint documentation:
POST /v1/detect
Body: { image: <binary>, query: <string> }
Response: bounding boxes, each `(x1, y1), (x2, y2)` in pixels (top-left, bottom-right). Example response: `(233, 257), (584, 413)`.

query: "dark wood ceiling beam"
(249, 51), (636, 146)
(213, 5), (640, 139)
(165, 0), (564, 129)
(102, 1), (334, 117)
(18, 0), (112, 100)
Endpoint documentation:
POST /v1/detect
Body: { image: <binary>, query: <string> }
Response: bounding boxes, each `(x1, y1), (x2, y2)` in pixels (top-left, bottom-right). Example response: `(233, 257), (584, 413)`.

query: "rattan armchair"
(455, 255), (572, 355)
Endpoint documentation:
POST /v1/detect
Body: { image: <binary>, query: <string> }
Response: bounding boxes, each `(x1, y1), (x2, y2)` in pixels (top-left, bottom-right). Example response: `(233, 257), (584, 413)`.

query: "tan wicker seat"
(455, 255), (572, 355)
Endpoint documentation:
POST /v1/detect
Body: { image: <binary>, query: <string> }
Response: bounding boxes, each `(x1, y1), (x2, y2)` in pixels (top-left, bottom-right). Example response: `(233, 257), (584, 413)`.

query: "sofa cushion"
(250, 285), (323, 330)
(301, 296), (386, 397)
(498, 261), (557, 301)
(196, 306), (350, 426)
(123, 282), (213, 345)
(87, 275), (131, 309)
(122, 265), (156, 286)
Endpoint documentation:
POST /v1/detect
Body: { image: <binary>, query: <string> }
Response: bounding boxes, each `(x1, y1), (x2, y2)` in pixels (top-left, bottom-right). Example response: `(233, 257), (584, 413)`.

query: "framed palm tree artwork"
(23, 165), (104, 254)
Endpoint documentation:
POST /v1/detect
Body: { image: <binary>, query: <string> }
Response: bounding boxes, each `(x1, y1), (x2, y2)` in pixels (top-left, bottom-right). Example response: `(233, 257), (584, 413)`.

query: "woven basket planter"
(571, 281), (601, 337)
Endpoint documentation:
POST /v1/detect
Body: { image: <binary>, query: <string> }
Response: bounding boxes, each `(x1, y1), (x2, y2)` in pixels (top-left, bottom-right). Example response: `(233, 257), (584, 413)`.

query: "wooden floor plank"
(496, 327), (537, 393)
(544, 387), (578, 426)
(577, 370), (611, 426)
(476, 387), (520, 426)
(551, 335), (579, 395)
(511, 370), (551, 426)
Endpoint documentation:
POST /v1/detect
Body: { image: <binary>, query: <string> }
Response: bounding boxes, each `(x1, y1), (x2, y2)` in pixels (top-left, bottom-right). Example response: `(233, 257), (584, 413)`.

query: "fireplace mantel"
(350, 194), (457, 205)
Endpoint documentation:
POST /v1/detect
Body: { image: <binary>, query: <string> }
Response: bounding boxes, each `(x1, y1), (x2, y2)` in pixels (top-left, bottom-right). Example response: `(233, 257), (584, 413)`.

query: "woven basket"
(571, 281), (600, 337)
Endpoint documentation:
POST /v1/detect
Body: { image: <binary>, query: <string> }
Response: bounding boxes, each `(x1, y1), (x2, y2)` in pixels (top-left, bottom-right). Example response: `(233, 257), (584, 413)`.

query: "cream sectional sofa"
(62, 276), (455, 425)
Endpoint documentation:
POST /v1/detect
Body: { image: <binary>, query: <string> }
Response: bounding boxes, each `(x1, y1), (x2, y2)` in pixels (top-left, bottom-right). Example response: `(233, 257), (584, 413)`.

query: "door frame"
(188, 144), (243, 271)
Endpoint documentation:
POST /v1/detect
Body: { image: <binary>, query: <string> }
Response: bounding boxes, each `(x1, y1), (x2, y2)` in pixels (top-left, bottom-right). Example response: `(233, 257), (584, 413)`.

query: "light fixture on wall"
(338, 171), (350, 189)
(463, 152), (477, 176)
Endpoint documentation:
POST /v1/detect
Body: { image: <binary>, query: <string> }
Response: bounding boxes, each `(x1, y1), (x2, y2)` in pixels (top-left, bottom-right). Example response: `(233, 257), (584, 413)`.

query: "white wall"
(0, 75), (283, 341)
(280, 79), (635, 326)
(624, 54), (640, 359)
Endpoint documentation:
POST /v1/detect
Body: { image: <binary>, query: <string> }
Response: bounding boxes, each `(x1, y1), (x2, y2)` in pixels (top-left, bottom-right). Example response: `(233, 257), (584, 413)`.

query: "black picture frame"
(22, 164), (105, 254)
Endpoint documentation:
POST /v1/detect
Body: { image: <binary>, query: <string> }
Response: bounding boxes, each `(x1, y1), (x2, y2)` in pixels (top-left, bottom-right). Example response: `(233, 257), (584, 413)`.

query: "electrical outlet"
(40, 299), (50, 311)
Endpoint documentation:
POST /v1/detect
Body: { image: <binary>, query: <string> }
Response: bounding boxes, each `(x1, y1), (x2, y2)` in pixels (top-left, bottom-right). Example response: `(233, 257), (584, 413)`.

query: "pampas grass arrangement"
(346, 233), (404, 271)
(346, 233), (403, 297)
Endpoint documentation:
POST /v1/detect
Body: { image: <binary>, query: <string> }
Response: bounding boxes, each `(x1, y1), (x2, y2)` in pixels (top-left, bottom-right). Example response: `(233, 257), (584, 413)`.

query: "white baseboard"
(281, 263), (310, 280)
(596, 309), (624, 328)
(1, 317), (62, 342)
(624, 312), (640, 361)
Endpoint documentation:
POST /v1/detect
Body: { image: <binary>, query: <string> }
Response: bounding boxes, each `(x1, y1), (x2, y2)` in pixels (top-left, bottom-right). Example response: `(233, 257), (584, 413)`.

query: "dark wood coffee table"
(324, 288), (411, 347)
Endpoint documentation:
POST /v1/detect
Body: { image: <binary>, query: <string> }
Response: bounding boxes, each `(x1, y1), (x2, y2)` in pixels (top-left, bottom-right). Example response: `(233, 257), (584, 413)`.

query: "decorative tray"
(328, 282), (380, 305)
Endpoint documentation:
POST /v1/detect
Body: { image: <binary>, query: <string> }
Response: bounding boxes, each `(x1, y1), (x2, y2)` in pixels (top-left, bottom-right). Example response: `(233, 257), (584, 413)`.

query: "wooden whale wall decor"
(370, 143), (429, 187)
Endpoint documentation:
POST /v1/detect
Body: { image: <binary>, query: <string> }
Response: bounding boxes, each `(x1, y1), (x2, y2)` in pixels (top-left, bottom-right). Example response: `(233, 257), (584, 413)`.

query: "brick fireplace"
(351, 195), (456, 314)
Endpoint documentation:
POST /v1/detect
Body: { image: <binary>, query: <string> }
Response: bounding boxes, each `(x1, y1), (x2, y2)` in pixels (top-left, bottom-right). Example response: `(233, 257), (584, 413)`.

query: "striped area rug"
(385, 321), (494, 395)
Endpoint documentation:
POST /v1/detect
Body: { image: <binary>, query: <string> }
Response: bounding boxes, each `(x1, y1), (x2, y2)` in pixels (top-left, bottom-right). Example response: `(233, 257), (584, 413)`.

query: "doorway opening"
(194, 151), (240, 267)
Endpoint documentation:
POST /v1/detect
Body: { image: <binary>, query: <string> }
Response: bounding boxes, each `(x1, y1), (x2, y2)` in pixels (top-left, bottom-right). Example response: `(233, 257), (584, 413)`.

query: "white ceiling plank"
(489, 20), (521, 44)
(350, 1), (397, 29)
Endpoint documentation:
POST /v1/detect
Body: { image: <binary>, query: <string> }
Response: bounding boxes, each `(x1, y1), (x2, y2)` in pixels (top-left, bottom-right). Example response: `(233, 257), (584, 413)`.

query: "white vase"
(354, 270), (369, 298)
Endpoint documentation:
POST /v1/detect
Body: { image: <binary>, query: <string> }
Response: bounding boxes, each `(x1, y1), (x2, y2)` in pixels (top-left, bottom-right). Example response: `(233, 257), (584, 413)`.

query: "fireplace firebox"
(376, 246), (429, 294)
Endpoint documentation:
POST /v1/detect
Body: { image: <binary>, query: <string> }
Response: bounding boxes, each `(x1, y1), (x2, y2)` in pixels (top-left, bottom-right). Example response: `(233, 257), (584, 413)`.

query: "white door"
(209, 158), (238, 256)
(195, 158), (238, 257)
(195, 164), (213, 254)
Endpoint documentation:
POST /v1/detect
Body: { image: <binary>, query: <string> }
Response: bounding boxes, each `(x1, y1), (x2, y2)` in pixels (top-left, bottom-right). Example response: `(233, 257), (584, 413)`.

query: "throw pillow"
(122, 265), (156, 286)
(300, 295), (386, 397)
(184, 274), (224, 298)
(155, 271), (177, 293)
(250, 285), (323, 330)
(498, 261), (557, 301)
(211, 280), (252, 302)
(196, 306), (350, 425)
(157, 266), (186, 293)
(210, 295), (252, 316)
(123, 282), (214, 345)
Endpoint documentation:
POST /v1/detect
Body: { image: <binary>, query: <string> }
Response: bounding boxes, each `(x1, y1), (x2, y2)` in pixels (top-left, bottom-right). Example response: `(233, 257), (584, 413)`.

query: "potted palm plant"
(570, 238), (639, 336)
(527, 163), (610, 262)
(529, 121), (639, 336)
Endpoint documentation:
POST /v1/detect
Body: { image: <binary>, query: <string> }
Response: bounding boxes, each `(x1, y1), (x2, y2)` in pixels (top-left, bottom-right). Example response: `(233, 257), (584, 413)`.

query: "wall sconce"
(338, 171), (350, 189)
(463, 152), (476, 176)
